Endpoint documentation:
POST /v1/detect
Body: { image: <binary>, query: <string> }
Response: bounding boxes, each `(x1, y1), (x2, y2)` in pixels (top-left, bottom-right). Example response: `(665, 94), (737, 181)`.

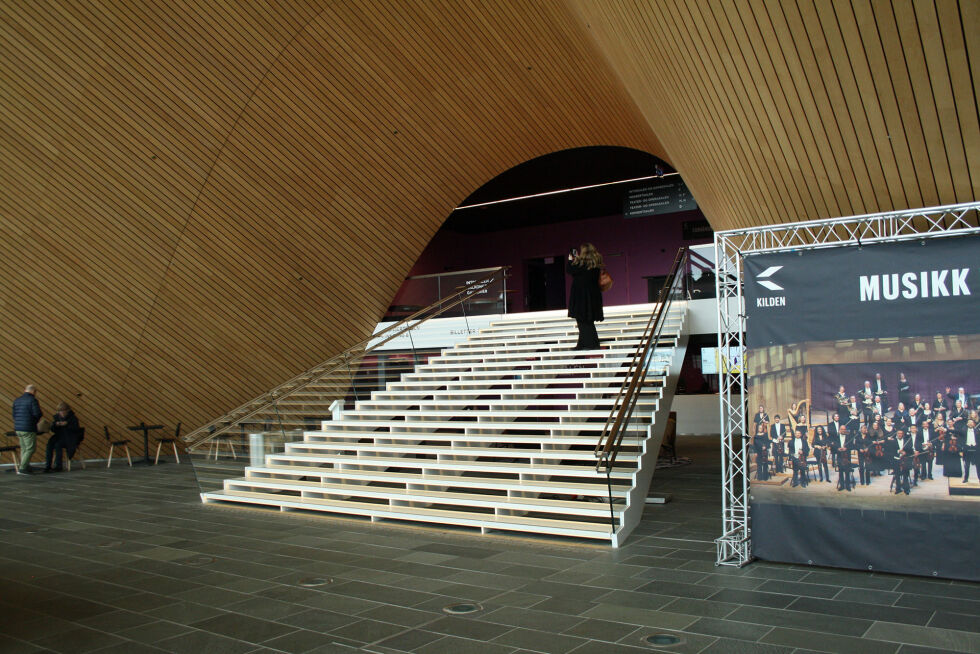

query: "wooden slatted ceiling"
(0, 0), (664, 460)
(573, 0), (978, 229)
(0, 1), (975, 461)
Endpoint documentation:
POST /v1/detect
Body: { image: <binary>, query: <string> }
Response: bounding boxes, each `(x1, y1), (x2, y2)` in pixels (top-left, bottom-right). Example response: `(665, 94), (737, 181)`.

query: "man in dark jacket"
(12, 384), (43, 474)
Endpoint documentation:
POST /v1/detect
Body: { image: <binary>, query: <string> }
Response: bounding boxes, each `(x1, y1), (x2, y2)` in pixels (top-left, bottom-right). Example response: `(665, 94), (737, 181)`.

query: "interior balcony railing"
(595, 247), (689, 531)
(182, 266), (509, 492)
(383, 266), (510, 321)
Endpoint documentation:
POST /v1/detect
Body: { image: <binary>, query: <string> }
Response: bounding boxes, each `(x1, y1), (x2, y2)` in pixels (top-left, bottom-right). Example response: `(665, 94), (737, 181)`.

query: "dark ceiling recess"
(444, 146), (673, 234)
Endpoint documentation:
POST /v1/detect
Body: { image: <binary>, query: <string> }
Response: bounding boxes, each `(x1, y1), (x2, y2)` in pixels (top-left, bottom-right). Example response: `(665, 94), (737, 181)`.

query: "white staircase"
(201, 304), (688, 545)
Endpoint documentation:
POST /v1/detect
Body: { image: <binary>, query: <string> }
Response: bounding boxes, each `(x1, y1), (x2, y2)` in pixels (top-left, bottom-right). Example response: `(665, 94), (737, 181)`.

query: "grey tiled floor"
(1, 436), (978, 653)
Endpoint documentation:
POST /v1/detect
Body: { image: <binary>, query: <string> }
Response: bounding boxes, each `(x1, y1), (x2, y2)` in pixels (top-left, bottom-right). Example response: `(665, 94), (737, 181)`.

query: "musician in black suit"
(859, 382), (875, 425)
(880, 417), (898, 474)
(933, 391), (948, 421)
(908, 424), (922, 487)
(753, 423), (770, 481)
(868, 417), (885, 477)
(789, 431), (810, 488)
(933, 416), (950, 477)
(891, 428), (914, 495)
(826, 415), (842, 467)
(914, 420), (936, 481)
(947, 386), (971, 410)
(855, 425), (873, 486)
(897, 372), (912, 410)
(892, 402), (909, 430)
(834, 386), (849, 423)
(835, 425), (854, 491)
(949, 399), (967, 429)
(907, 406), (921, 432)
(846, 395), (862, 430)
(959, 418), (979, 483)
(753, 406), (770, 429)
(872, 373), (888, 409)
(871, 395), (886, 420)
(769, 415), (788, 474)
(811, 425), (830, 483)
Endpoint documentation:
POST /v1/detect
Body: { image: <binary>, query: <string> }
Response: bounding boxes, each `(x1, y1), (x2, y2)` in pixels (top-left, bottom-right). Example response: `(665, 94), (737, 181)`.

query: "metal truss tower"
(713, 201), (980, 567)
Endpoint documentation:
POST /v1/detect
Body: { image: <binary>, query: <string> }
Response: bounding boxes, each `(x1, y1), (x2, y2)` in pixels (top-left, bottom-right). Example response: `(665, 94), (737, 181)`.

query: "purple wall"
(400, 209), (710, 311)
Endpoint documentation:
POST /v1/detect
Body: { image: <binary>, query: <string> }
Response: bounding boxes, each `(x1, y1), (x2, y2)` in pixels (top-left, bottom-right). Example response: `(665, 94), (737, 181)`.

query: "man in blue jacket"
(12, 384), (43, 475)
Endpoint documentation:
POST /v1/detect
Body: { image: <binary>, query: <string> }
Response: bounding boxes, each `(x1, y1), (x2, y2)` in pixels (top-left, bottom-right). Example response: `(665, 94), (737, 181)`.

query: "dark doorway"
(525, 256), (567, 311)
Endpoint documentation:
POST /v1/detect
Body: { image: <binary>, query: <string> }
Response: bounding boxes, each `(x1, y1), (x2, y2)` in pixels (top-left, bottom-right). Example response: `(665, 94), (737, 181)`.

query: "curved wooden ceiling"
(1, 1), (976, 454)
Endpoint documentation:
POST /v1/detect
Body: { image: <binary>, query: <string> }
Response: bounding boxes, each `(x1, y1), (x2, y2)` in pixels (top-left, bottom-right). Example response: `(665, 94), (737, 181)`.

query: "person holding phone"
(566, 243), (604, 350)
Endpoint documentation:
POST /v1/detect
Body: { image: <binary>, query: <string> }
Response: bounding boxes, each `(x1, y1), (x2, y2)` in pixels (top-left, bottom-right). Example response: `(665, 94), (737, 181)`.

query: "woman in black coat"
(566, 243), (604, 350)
(45, 402), (80, 472)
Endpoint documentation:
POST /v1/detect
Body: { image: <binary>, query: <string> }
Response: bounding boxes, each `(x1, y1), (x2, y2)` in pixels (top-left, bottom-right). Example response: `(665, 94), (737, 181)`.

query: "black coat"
(51, 410), (81, 444)
(566, 261), (604, 323)
(12, 393), (42, 432)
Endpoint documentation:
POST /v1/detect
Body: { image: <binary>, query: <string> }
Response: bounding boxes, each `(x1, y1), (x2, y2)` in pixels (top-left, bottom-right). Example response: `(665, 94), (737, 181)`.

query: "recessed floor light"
(443, 602), (481, 615)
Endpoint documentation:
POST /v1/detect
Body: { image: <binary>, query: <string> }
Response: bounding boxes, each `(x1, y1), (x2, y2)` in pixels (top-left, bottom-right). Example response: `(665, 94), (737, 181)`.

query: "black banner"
(745, 236), (980, 347)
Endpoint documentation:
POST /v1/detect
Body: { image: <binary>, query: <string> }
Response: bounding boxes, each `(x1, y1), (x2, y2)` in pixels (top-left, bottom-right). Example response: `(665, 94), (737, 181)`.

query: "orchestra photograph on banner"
(747, 353), (980, 505)
(741, 235), (980, 581)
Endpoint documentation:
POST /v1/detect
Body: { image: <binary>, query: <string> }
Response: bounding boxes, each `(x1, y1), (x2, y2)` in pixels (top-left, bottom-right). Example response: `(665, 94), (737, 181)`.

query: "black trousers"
(575, 319), (600, 349)
(815, 457), (830, 481)
(964, 451), (979, 482)
(45, 433), (77, 469)
(858, 458), (871, 485)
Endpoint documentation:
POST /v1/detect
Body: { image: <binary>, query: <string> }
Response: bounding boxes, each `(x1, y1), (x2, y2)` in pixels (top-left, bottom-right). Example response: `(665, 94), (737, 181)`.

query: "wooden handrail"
(182, 266), (509, 450)
(595, 248), (688, 474)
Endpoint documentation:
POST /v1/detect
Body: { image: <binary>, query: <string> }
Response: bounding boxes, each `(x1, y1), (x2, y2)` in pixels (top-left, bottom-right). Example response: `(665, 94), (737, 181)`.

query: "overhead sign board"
(624, 179), (698, 218)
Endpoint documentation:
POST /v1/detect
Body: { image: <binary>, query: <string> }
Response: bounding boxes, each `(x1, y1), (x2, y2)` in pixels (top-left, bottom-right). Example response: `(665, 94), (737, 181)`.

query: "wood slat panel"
(2, 0), (975, 462)
(573, 0), (977, 225)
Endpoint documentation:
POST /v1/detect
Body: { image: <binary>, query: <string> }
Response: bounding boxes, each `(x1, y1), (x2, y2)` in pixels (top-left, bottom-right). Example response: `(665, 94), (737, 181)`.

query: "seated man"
(45, 402), (80, 472)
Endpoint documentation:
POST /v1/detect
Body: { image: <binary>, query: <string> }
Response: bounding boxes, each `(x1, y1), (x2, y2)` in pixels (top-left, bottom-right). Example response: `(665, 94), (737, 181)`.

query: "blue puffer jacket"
(12, 393), (42, 432)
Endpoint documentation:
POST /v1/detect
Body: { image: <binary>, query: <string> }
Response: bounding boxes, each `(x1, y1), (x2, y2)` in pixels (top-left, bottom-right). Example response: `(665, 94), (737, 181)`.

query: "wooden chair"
(209, 425), (240, 461)
(104, 426), (132, 468)
(1, 431), (20, 468)
(209, 436), (238, 461)
(154, 423), (181, 464)
(65, 427), (86, 471)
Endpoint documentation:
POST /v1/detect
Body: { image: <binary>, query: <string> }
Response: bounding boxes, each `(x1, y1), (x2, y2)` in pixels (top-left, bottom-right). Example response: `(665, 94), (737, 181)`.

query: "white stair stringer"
(610, 309), (689, 547)
(200, 303), (688, 546)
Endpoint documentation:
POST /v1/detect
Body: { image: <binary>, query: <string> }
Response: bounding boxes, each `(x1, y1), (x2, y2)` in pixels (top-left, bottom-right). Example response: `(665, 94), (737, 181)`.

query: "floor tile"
(863, 622), (980, 653)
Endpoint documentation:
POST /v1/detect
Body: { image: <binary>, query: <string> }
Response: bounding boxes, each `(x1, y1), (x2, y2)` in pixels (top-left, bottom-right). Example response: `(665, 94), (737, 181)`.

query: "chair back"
(104, 425), (111, 442)
(175, 422), (182, 438)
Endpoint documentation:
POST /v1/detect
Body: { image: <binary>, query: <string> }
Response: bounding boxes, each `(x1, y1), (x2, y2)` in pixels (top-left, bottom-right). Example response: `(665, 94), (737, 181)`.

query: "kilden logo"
(756, 266), (783, 291)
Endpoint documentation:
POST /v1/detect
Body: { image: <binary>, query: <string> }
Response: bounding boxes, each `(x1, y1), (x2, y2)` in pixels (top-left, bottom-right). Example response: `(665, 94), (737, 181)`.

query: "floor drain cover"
(298, 577), (332, 587)
(645, 634), (683, 646)
(184, 555), (215, 566)
(443, 602), (481, 615)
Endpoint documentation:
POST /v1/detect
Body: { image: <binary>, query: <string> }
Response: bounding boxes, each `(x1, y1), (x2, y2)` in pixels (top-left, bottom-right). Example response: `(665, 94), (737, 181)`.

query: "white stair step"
(265, 453), (635, 477)
(284, 442), (640, 462)
(467, 323), (678, 342)
(202, 490), (615, 539)
(399, 368), (665, 382)
(222, 478), (620, 517)
(320, 419), (648, 432)
(343, 408), (615, 419)
(354, 397), (659, 409)
(367, 386), (661, 399)
(243, 465), (629, 495)
(302, 430), (619, 446)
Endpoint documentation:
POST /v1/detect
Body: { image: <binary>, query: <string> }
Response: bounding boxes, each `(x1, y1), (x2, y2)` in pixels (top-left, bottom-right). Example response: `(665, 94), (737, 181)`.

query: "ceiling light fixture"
(455, 171), (680, 210)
